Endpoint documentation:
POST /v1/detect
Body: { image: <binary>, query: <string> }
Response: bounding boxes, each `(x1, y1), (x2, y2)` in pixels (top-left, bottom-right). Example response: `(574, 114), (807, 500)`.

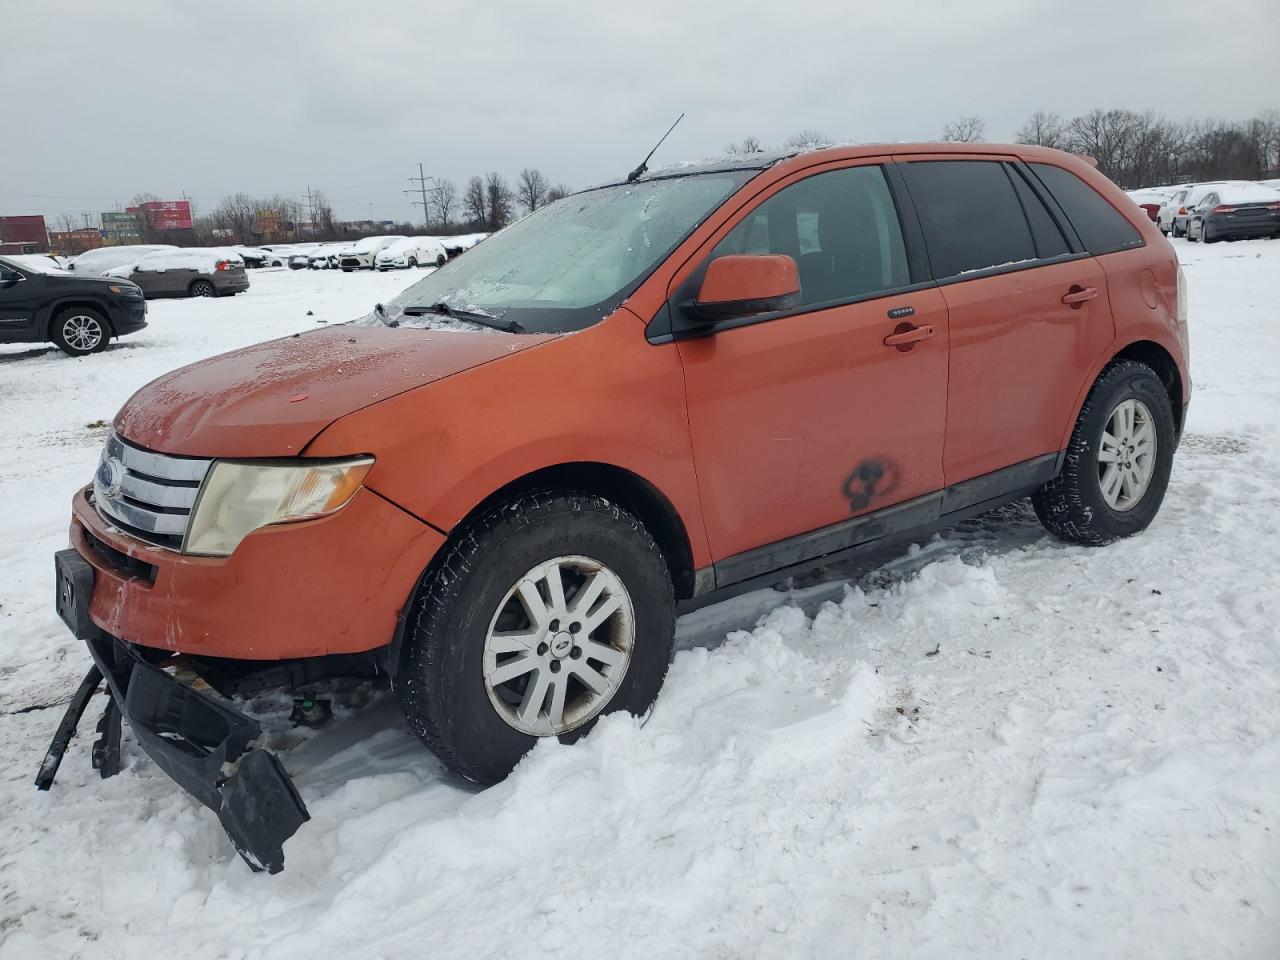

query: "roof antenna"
(626, 113), (685, 183)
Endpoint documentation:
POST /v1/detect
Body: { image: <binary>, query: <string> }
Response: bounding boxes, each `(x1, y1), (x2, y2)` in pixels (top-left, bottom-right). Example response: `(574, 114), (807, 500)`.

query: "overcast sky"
(5, 0), (1277, 224)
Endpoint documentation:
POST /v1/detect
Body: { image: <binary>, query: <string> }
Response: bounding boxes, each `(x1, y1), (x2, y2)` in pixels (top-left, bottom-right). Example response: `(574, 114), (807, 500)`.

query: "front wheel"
(1032, 360), (1175, 545)
(436, 254), (446, 267)
(51, 306), (110, 356)
(395, 490), (676, 784)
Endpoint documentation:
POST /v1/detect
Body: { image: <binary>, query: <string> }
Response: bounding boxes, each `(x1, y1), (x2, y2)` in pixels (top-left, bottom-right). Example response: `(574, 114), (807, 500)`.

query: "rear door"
(898, 157), (1114, 487)
(672, 160), (950, 573)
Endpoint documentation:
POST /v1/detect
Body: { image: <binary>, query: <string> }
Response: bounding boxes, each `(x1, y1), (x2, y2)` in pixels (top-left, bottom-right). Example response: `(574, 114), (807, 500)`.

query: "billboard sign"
(132, 200), (192, 231)
(101, 211), (142, 242)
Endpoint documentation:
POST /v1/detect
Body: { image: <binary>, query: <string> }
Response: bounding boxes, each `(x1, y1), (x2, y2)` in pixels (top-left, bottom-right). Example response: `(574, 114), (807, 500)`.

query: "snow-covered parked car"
(69, 244), (177, 276)
(105, 248), (249, 298)
(1158, 184), (1217, 237)
(305, 242), (347, 269)
(374, 236), (448, 270)
(1184, 181), (1280, 243)
(336, 235), (403, 271)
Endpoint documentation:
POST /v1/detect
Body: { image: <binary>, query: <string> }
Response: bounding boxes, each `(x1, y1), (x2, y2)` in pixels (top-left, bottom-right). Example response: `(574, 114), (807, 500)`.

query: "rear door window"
(901, 160), (1037, 279)
(1028, 162), (1144, 256)
(711, 165), (909, 307)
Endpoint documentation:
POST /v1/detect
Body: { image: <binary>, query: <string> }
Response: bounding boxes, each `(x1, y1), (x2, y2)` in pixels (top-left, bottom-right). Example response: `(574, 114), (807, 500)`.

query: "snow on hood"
(112, 322), (559, 457)
(4, 254), (71, 275)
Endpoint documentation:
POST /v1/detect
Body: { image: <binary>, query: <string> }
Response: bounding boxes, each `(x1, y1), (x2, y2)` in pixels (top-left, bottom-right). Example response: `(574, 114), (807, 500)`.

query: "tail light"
(215, 260), (229, 271)
(1177, 206), (1187, 215)
(1268, 203), (1280, 211)
(1212, 205), (1235, 213)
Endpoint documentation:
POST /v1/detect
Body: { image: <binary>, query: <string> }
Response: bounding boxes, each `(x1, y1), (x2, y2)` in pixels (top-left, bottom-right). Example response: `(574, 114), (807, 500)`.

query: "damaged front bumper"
(36, 549), (309, 874)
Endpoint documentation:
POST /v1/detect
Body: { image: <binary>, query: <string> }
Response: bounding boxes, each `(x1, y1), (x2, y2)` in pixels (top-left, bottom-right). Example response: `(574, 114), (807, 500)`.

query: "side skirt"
(679, 452), (1060, 614)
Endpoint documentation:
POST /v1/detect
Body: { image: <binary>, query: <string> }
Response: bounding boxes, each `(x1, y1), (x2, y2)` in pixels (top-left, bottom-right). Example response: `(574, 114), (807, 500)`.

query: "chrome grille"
(92, 432), (212, 550)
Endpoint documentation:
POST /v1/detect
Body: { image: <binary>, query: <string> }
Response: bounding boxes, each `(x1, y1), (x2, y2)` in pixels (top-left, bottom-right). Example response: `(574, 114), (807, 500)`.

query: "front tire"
(395, 490), (676, 784)
(436, 254), (446, 267)
(51, 306), (110, 356)
(1032, 360), (1175, 545)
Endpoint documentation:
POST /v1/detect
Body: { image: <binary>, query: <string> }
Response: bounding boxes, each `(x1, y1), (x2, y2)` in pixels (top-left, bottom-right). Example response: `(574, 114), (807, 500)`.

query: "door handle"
(883, 323), (934, 349)
(1061, 285), (1099, 306)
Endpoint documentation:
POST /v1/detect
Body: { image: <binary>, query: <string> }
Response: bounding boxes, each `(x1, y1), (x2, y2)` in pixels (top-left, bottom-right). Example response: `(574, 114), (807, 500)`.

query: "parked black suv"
(0, 256), (147, 356)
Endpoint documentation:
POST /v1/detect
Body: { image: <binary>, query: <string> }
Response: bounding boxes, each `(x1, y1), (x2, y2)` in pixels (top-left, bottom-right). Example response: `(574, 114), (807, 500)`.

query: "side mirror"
(0, 268), (21, 287)
(686, 254), (801, 323)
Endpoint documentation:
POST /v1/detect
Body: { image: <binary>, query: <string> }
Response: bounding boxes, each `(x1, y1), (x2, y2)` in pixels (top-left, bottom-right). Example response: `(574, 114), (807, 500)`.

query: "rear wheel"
(1032, 360), (1175, 545)
(408, 256), (418, 268)
(189, 279), (216, 297)
(395, 490), (676, 784)
(1173, 220), (1186, 238)
(51, 306), (110, 356)
(1202, 222), (1218, 243)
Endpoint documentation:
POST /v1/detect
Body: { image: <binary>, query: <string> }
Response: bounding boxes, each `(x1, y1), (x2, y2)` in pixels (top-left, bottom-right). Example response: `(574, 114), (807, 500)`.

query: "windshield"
(375, 172), (753, 333)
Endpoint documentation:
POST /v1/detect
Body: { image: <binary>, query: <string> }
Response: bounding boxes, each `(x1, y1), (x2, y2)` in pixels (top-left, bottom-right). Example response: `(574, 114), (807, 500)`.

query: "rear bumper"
(41, 549), (308, 873)
(1205, 218), (1279, 238)
(70, 484), (445, 659)
(215, 277), (251, 294)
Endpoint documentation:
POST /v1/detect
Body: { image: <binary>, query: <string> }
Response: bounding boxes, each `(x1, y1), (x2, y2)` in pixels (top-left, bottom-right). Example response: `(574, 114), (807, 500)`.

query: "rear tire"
(189, 279), (216, 297)
(395, 490), (676, 784)
(1032, 360), (1175, 545)
(51, 306), (110, 356)
(1173, 220), (1186, 238)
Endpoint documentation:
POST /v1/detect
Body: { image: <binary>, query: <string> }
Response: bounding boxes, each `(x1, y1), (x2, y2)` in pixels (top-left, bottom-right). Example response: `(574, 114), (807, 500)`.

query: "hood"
(114, 323), (558, 457)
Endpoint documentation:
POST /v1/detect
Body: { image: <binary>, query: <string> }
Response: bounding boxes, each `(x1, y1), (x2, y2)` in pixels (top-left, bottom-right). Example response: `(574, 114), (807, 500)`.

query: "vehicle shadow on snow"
(0, 341), (148, 364)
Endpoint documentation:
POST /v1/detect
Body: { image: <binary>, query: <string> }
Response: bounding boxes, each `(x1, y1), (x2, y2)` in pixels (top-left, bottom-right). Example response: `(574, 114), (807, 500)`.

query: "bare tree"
(430, 178), (458, 227)
(463, 176), (487, 227)
(941, 117), (986, 143)
(783, 129), (831, 151)
(725, 135), (764, 155)
(485, 171), (513, 231)
(546, 182), (572, 203)
(1015, 110), (1067, 149)
(311, 190), (336, 238)
(213, 192), (258, 244)
(517, 168), (549, 213)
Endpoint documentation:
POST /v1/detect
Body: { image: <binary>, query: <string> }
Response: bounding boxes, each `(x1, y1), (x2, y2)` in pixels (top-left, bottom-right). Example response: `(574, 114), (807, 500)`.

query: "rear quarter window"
(1029, 163), (1144, 256)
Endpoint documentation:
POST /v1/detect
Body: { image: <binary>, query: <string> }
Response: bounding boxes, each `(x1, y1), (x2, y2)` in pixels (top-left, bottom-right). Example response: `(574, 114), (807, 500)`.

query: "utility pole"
(304, 186), (315, 237)
(407, 162), (433, 226)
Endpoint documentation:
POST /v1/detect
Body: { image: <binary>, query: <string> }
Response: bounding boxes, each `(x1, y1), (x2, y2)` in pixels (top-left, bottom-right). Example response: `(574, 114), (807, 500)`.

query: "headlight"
(109, 284), (142, 297)
(185, 457), (374, 556)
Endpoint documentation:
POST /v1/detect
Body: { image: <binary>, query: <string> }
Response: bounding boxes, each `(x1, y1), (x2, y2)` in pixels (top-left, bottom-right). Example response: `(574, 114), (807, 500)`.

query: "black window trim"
(649, 160), (924, 344)
(1007, 160), (1086, 255)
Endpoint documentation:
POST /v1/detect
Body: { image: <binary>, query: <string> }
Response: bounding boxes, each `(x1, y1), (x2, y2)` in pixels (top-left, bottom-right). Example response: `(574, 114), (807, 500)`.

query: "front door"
(0, 264), (40, 339)
(673, 162), (949, 572)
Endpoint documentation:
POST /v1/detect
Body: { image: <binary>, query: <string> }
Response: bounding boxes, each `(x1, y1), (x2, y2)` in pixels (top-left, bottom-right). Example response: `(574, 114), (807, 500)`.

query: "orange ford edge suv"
(41, 143), (1189, 871)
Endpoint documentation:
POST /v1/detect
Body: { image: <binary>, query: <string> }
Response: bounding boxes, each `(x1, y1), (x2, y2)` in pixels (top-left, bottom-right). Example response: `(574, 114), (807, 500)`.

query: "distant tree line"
(727, 111), (1280, 191)
(116, 167), (573, 248)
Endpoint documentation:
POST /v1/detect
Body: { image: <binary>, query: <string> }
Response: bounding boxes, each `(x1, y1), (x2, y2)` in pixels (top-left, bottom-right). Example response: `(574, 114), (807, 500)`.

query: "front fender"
(305, 308), (714, 569)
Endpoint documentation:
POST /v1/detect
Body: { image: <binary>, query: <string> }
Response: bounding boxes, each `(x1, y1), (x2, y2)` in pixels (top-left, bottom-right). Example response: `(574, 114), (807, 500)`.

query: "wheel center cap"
(550, 632), (573, 658)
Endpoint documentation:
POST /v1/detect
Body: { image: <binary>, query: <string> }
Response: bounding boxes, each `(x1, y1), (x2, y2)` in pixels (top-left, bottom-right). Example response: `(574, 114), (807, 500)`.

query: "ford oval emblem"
(96, 456), (125, 500)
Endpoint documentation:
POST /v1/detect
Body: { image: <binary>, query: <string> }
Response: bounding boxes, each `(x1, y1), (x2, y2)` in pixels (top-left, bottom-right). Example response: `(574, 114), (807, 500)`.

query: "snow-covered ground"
(2, 244), (1279, 958)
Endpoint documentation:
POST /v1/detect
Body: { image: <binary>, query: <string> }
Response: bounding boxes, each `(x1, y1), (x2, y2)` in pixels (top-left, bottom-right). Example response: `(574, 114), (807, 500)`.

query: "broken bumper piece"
(37, 549), (309, 874)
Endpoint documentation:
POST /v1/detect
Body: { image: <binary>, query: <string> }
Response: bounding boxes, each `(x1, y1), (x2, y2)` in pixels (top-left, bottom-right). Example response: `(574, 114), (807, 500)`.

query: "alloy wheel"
(1098, 398), (1157, 511)
(61, 314), (103, 352)
(482, 555), (635, 737)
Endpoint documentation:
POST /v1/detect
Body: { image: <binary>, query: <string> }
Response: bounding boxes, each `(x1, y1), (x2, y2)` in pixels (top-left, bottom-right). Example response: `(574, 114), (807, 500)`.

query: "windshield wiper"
(402, 302), (524, 334)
